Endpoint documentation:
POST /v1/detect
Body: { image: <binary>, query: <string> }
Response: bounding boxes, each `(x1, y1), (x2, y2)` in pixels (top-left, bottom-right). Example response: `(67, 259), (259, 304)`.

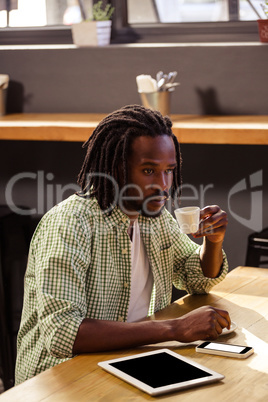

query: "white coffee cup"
(174, 206), (200, 234)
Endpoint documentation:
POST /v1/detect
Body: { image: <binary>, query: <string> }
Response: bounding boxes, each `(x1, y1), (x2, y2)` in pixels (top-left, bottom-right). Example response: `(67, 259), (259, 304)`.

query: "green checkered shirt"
(15, 194), (228, 384)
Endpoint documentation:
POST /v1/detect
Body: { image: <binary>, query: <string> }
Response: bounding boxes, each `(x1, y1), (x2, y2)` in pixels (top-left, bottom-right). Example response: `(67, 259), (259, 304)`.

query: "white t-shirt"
(127, 220), (154, 322)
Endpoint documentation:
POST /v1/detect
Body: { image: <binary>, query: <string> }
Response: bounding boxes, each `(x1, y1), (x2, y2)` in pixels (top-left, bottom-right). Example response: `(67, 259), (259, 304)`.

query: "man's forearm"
(72, 305), (231, 355)
(200, 237), (223, 278)
(72, 318), (173, 354)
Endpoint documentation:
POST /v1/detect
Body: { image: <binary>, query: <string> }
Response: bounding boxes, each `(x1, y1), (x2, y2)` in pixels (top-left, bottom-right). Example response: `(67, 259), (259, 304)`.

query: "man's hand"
(193, 205), (228, 244)
(174, 306), (231, 343)
(192, 205), (228, 278)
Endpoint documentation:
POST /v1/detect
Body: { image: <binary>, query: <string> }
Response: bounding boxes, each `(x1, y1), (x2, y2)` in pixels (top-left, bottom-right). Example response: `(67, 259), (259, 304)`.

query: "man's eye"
(166, 169), (174, 174)
(143, 168), (153, 175)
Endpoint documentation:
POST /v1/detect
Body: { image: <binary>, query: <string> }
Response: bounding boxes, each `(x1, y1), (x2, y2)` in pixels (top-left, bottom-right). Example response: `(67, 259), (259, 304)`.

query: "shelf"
(0, 113), (268, 144)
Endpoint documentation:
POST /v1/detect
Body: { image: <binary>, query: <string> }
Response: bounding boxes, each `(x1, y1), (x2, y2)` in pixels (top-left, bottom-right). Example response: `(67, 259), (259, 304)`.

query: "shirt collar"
(102, 204), (130, 230)
(102, 203), (163, 232)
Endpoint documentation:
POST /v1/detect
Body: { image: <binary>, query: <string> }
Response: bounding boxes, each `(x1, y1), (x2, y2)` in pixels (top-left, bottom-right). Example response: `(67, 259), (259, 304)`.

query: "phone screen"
(202, 342), (251, 354)
(203, 343), (246, 354)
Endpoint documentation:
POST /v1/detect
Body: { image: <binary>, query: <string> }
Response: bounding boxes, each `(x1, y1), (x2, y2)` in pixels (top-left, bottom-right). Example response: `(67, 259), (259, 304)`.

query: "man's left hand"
(193, 205), (228, 244)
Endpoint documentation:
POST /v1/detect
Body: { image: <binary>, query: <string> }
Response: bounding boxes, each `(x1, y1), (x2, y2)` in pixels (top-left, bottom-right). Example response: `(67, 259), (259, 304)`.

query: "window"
(0, 0), (93, 27)
(0, 0), (262, 44)
(116, 0), (261, 43)
(127, 0), (264, 23)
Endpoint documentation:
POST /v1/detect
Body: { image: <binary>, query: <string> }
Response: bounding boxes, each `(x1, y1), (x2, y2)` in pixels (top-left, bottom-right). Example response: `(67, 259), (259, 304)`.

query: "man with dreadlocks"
(16, 105), (230, 384)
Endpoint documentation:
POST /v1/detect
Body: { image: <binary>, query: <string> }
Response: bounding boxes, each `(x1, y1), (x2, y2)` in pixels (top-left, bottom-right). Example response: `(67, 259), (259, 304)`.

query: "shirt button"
(122, 248), (127, 255)
(124, 282), (129, 288)
(118, 316), (124, 322)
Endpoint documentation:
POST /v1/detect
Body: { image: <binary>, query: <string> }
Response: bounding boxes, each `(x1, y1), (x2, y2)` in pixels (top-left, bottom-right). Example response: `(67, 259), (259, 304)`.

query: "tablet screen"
(110, 351), (211, 388)
(98, 348), (224, 396)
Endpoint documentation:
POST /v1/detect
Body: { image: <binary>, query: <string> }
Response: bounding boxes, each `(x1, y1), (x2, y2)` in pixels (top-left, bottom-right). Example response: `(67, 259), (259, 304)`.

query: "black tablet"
(98, 348), (224, 396)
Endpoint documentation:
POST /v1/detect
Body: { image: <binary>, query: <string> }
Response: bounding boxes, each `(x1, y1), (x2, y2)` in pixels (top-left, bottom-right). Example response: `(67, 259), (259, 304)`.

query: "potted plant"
(71, 1), (115, 47)
(258, 1), (268, 43)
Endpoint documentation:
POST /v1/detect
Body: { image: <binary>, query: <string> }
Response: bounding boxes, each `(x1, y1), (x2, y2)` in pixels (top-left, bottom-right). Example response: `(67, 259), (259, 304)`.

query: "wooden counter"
(0, 114), (268, 144)
(1, 266), (268, 401)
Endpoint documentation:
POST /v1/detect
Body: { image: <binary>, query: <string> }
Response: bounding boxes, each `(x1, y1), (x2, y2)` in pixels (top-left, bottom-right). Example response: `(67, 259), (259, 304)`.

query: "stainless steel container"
(139, 90), (173, 116)
(0, 75), (9, 116)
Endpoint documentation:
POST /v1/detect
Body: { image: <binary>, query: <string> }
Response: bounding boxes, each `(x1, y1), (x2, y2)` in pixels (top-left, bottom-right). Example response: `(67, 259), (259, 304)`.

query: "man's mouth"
(151, 197), (166, 202)
(148, 192), (169, 202)
(146, 194), (168, 206)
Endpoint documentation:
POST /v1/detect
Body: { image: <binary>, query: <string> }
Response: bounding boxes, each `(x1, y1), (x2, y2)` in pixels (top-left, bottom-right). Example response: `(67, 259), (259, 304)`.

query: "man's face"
(119, 135), (177, 219)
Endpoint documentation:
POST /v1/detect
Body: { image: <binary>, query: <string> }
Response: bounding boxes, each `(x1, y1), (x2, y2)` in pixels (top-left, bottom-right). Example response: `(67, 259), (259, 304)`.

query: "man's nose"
(157, 172), (168, 191)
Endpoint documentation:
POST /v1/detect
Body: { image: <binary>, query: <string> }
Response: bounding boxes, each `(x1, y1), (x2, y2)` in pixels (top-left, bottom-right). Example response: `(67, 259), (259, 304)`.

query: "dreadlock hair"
(77, 104), (182, 211)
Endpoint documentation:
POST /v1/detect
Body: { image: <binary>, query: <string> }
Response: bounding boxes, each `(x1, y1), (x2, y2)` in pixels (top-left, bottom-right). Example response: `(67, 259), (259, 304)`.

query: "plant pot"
(71, 20), (112, 47)
(257, 19), (268, 43)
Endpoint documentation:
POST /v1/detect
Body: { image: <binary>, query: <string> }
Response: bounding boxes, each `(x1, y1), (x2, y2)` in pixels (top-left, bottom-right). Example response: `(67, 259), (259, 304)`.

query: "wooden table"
(1, 266), (268, 401)
(0, 114), (268, 144)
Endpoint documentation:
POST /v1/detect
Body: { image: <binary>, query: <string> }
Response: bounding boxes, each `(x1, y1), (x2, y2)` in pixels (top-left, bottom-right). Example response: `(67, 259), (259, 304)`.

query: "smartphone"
(196, 342), (254, 359)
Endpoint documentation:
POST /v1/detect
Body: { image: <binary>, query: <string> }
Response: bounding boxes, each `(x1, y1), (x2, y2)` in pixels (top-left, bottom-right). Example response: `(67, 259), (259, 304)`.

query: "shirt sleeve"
(166, 212), (228, 294)
(32, 209), (91, 358)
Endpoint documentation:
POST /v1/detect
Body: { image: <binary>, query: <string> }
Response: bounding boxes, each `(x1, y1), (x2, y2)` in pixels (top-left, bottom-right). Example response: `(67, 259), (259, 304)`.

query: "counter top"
(1, 266), (268, 401)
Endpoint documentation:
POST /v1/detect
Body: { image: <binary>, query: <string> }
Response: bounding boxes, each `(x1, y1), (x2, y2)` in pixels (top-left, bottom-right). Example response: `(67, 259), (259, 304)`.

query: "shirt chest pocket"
(159, 244), (174, 269)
